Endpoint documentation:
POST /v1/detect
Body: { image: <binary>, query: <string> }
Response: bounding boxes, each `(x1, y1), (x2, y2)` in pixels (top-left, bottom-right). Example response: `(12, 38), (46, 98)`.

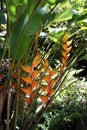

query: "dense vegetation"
(0, 0), (87, 130)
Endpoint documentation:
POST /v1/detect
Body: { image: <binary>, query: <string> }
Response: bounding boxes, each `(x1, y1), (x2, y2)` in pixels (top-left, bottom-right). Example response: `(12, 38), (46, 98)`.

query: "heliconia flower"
(32, 80), (38, 87)
(61, 33), (72, 70)
(21, 65), (32, 73)
(47, 89), (55, 97)
(62, 51), (67, 59)
(12, 83), (18, 89)
(40, 88), (55, 104)
(40, 68), (57, 103)
(25, 92), (35, 104)
(20, 54), (58, 105)
(43, 75), (50, 83)
(62, 32), (68, 43)
(62, 57), (67, 67)
(42, 59), (49, 68)
(67, 47), (72, 54)
(21, 77), (32, 85)
(32, 70), (40, 79)
(50, 79), (57, 86)
(21, 88), (32, 95)
(40, 96), (49, 104)
(32, 54), (42, 68)
(25, 98), (31, 104)
(67, 40), (72, 47)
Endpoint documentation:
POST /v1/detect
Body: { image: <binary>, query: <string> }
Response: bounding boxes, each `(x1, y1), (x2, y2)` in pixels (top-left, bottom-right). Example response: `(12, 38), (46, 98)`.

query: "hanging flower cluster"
(0, 33), (72, 105)
(21, 54), (58, 104)
(61, 33), (72, 70)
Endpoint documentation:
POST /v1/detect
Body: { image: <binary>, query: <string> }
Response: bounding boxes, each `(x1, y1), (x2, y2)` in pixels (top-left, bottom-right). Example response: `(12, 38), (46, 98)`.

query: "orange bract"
(42, 59), (49, 67)
(62, 51), (67, 58)
(21, 65), (32, 73)
(32, 70), (40, 78)
(21, 88), (32, 95)
(67, 46), (72, 53)
(67, 40), (72, 47)
(25, 98), (31, 104)
(32, 54), (41, 68)
(32, 80), (38, 89)
(48, 89), (55, 96)
(61, 33), (72, 70)
(43, 75), (50, 83)
(12, 83), (18, 88)
(50, 79), (57, 86)
(62, 43), (67, 51)
(20, 53), (58, 105)
(40, 96), (49, 104)
(21, 77), (32, 84)
(50, 70), (58, 77)
(62, 32), (68, 42)
(62, 58), (67, 67)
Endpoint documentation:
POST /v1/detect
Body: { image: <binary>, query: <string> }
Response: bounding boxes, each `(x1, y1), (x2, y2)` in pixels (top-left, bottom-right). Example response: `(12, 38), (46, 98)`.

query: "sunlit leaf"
(21, 77), (32, 84)
(48, 0), (57, 5)
(55, 8), (75, 22)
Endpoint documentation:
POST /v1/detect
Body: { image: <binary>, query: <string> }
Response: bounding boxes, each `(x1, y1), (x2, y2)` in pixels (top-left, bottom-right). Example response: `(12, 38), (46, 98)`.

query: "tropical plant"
(0, 0), (87, 130)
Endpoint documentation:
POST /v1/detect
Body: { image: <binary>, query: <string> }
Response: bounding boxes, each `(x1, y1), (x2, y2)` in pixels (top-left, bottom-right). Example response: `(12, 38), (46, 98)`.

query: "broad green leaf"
(81, 54), (87, 60)
(28, 0), (43, 17)
(48, 0), (57, 5)
(26, 8), (46, 35)
(10, 32), (31, 60)
(10, 9), (29, 60)
(9, 1), (47, 60)
(81, 27), (87, 30)
(54, 8), (75, 22)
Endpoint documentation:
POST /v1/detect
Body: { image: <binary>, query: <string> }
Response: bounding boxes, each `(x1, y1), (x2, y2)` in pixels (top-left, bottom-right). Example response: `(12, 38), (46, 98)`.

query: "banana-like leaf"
(9, 3), (47, 60)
